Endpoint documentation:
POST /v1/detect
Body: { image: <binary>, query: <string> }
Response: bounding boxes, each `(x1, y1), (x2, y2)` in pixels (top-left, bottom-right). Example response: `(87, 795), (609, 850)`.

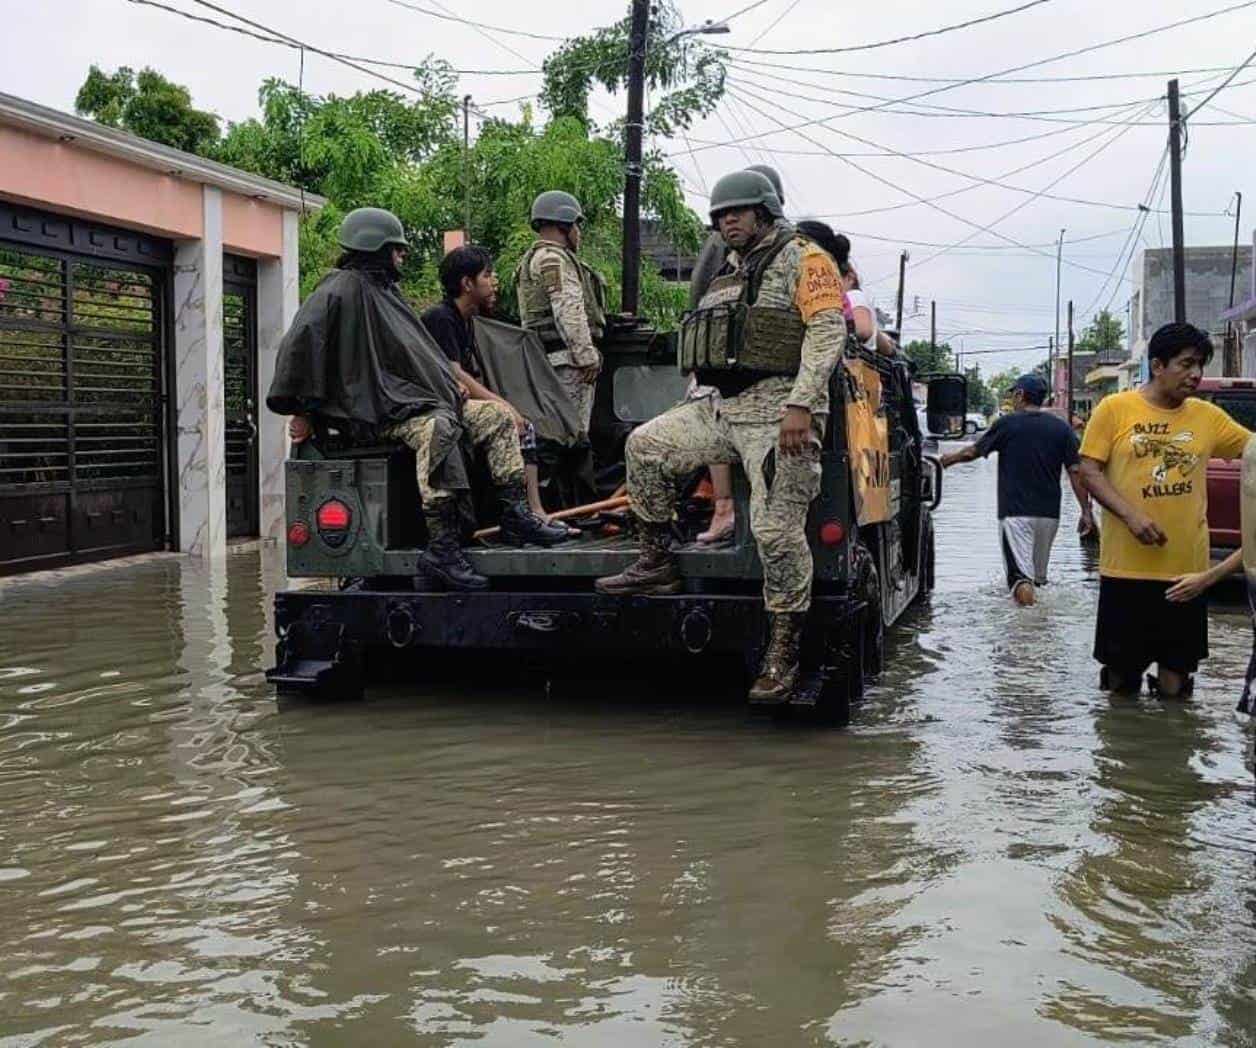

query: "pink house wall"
(0, 124), (284, 257)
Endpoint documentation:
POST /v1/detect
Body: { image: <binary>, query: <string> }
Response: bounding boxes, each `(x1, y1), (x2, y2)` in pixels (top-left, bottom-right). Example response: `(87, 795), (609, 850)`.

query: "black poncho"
(266, 262), (471, 493)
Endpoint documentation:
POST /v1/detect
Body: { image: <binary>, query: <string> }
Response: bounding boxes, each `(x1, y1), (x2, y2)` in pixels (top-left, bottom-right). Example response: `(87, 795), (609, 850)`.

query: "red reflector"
(316, 500), (351, 530)
(287, 521), (311, 547)
(819, 521), (845, 547)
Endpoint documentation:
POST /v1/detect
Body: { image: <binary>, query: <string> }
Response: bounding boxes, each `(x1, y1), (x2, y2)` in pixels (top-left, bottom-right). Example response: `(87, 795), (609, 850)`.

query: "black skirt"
(1093, 576), (1209, 675)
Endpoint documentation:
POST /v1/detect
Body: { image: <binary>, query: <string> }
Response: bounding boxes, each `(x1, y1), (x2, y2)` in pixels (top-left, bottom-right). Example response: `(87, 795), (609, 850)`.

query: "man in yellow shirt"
(1080, 322), (1250, 698)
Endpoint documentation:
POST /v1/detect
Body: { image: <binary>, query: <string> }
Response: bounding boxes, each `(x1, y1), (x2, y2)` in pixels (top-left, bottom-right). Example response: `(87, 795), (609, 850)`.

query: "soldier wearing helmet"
(268, 207), (568, 592)
(596, 170), (848, 706)
(515, 190), (608, 434)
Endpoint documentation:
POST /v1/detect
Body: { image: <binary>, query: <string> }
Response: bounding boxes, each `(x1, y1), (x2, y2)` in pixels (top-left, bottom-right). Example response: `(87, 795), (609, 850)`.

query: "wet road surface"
(1, 457), (1253, 1045)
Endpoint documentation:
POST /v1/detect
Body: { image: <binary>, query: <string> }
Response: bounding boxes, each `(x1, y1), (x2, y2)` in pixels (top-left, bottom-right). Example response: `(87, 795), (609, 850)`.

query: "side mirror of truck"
(924, 373), (968, 439)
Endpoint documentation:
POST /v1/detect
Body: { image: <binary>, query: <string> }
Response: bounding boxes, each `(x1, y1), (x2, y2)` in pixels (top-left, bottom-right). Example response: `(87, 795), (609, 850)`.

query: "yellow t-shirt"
(1080, 389), (1250, 579)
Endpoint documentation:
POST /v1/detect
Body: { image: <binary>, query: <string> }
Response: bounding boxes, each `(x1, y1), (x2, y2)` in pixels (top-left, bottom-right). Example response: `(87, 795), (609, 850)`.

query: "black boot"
(497, 483), (570, 547)
(748, 612), (806, 705)
(419, 501), (488, 591)
(594, 517), (681, 595)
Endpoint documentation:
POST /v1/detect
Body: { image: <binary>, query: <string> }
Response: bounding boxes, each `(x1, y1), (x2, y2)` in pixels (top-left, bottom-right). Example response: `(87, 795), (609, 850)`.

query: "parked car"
(1195, 378), (1256, 557)
(964, 412), (988, 436)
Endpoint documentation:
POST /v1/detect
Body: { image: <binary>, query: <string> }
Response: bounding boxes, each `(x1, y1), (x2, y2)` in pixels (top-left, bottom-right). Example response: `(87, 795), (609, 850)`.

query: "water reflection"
(0, 458), (1251, 1045)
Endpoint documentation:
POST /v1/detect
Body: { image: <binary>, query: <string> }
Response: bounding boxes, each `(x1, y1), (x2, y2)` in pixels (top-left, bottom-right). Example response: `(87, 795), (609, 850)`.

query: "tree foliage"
(75, 65), (220, 155)
(75, 56), (706, 324)
(540, 1), (727, 136)
(1076, 309), (1125, 356)
(902, 339), (953, 375)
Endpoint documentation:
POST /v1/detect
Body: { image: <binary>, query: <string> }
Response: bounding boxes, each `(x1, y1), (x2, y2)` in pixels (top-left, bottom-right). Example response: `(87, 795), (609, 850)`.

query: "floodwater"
(1, 459), (1253, 1047)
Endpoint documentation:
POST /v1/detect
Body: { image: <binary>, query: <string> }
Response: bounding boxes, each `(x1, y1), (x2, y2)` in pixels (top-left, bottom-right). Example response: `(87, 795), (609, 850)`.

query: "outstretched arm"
(1166, 547), (1242, 602)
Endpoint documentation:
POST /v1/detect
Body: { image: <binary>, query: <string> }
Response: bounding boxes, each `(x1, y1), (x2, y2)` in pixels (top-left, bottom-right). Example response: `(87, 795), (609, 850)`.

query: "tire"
(852, 542), (885, 677)
(915, 519), (936, 603)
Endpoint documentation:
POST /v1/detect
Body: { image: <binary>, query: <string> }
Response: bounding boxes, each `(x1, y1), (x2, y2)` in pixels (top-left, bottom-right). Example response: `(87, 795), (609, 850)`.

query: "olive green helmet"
(744, 164), (785, 212)
(530, 190), (584, 230)
(708, 170), (782, 224)
(337, 207), (409, 252)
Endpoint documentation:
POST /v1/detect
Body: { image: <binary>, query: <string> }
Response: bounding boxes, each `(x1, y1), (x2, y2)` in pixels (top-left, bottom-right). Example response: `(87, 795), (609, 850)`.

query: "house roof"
(0, 91), (325, 213)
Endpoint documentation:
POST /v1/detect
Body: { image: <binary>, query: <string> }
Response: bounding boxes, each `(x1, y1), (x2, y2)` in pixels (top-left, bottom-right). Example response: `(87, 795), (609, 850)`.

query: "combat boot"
(419, 501), (488, 591)
(748, 612), (806, 705)
(594, 518), (681, 595)
(496, 483), (570, 547)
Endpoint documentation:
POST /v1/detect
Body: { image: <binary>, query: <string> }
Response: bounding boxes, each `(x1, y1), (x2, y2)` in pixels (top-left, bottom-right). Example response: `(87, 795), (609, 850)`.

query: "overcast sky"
(5, 0), (1255, 375)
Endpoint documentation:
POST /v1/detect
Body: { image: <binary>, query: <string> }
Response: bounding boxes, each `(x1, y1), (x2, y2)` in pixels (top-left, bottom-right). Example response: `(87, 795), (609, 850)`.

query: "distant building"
(1121, 245), (1253, 387)
(1221, 226), (1256, 373)
(639, 219), (698, 282)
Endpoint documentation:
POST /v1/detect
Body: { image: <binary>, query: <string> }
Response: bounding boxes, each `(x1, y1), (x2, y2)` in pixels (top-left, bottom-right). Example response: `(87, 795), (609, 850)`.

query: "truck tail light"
(819, 520), (845, 547)
(317, 499), (351, 531)
(287, 521), (310, 547)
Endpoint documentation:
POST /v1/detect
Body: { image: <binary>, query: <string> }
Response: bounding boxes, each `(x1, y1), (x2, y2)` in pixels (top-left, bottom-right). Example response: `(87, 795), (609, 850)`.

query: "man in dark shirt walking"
(942, 375), (1094, 606)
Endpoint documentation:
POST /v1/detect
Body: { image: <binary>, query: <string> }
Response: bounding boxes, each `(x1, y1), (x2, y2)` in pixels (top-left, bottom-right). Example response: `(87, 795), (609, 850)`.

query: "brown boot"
(748, 612), (806, 705)
(594, 518), (681, 595)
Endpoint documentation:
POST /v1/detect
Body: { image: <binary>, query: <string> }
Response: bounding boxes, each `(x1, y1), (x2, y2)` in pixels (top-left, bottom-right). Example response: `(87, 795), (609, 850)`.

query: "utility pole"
(1168, 79), (1186, 323)
(462, 95), (472, 239)
(1054, 228), (1064, 397)
(620, 0), (649, 316)
(1067, 300), (1075, 421)
(1047, 336), (1053, 400)
(895, 250), (908, 334)
(930, 299), (936, 355)
(1226, 190), (1243, 375)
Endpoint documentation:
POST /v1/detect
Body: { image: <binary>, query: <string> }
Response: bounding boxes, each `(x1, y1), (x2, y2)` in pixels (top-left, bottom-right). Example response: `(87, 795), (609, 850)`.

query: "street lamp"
(666, 20), (731, 44)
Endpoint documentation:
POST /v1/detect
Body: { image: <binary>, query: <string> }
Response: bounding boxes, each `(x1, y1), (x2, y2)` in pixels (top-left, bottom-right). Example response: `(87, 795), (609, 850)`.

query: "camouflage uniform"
(626, 222), (846, 612)
(384, 400), (524, 506)
(516, 241), (606, 433)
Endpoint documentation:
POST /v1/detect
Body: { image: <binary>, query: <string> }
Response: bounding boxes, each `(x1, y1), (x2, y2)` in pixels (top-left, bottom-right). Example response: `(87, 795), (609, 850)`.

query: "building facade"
(0, 92), (323, 575)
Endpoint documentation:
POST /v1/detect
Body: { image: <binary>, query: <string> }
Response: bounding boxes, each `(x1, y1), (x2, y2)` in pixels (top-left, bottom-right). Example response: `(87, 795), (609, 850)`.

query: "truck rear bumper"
(268, 588), (866, 718)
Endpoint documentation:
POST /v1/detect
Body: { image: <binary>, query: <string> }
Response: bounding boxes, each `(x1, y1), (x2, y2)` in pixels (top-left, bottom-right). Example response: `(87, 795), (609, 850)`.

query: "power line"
(384, 0), (564, 41)
(723, 0), (776, 21)
(726, 0), (1054, 55)
(679, 0), (1256, 156)
(1188, 43), (1256, 119)
(728, 56), (1245, 85)
(744, 0), (806, 48)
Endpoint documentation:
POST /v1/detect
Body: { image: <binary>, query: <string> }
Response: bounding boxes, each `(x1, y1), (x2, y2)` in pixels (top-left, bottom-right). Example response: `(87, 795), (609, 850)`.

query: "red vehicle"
(1196, 378), (1256, 557)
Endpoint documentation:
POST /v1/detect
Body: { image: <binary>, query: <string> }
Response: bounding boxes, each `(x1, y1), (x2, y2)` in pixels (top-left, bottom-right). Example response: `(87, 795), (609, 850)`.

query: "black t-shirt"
(421, 299), (481, 379)
(974, 410), (1080, 519)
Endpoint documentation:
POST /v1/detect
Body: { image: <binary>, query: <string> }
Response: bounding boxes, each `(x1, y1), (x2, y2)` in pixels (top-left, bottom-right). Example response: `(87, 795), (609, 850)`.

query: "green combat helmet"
(530, 190), (584, 230)
(708, 170), (782, 224)
(744, 164), (785, 218)
(338, 207), (409, 252)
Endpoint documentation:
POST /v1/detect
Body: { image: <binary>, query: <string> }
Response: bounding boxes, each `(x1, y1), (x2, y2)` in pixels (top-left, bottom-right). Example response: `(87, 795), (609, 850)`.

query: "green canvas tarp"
(472, 315), (584, 444)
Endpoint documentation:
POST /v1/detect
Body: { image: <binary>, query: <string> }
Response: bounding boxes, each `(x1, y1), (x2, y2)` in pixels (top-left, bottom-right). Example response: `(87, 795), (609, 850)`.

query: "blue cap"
(1011, 374), (1049, 404)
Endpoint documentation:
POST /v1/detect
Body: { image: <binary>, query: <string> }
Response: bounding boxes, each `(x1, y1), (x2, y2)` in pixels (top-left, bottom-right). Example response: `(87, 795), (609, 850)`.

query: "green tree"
(902, 339), (953, 375)
(540, 1), (727, 135)
(964, 366), (995, 416)
(1076, 308), (1125, 355)
(75, 65), (220, 155)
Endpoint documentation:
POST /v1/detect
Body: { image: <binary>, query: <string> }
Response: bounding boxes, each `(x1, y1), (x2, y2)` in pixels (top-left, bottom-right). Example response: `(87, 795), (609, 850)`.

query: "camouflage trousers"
(626, 397), (822, 612)
(384, 400), (525, 507)
(555, 364), (596, 435)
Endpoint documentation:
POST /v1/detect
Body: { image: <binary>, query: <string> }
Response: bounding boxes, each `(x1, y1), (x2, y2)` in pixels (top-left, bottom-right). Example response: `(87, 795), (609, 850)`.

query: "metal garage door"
(0, 202), (170, 575)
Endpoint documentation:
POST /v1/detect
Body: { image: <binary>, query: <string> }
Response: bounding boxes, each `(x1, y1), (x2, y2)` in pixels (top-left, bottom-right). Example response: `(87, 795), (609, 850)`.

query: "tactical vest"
(515, 242), (607, 352)
(678, 228), (806, 377)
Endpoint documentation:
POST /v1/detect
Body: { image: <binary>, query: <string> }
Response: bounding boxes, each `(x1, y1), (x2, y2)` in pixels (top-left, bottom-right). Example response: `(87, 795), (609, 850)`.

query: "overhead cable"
(383, 0), (564, 41)
(1187, 43), (1256, 119)
(677, 0), (1256, 156)
(726, 0), (1054, 55)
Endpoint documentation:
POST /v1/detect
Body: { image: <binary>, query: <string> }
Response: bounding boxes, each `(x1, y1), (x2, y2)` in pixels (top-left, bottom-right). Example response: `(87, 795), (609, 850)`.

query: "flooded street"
(1, 457), (1253, 1046)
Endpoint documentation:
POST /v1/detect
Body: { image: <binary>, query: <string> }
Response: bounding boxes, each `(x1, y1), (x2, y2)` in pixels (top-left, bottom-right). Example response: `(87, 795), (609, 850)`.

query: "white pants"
(1000, 516), (1059, 590)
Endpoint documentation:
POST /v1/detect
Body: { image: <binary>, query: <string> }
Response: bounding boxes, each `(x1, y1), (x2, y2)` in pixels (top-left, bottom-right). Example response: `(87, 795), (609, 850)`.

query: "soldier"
(596, 171), (847, 704)
(269, 207), (567, 593)
(515, 191), (608, 434)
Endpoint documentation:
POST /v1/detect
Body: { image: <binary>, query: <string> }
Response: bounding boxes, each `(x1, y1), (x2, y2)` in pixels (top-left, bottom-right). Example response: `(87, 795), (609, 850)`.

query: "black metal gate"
(0, 202), (171, 575)
(223, 255), (258, 539)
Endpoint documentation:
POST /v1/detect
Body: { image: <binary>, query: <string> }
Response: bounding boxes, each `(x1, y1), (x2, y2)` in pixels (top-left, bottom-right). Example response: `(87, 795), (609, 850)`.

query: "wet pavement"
(1, 457), (1253, 1046)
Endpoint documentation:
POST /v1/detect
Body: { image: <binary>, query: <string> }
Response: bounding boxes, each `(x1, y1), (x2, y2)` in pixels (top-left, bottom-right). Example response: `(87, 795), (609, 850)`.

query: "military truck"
(267, 316), (965, 723)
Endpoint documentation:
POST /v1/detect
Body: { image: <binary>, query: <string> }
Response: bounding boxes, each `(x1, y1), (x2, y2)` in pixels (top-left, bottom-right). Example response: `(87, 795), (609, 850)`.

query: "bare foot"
(697, 497), (735, 544)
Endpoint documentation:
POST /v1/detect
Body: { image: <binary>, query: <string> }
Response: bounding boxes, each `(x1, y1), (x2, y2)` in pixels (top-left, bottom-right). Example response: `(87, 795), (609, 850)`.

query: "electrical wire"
(678, 0), (1256, 155)
(1188, 43), (1256, 119)
(724, 85), (1151, 283)
(726, 0), (1054, 55)
(743, 0), (806, 48)
(383, 0), (564, 41)
(723, 0), (776, 22)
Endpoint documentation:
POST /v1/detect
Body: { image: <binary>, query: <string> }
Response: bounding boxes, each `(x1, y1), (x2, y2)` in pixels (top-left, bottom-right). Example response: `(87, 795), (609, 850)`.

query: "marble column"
(256, 209), (300, 544)
(172, 186), (226, 558)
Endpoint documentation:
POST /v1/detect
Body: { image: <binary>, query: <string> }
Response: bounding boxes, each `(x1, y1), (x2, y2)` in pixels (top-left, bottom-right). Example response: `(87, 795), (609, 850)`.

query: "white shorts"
(999, 516), (1059, 590)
